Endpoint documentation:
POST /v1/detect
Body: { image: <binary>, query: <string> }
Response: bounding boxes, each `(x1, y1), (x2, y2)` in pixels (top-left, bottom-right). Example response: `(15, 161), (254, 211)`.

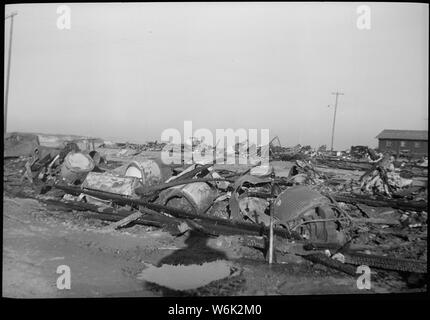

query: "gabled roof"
(376, 129), (428, 141)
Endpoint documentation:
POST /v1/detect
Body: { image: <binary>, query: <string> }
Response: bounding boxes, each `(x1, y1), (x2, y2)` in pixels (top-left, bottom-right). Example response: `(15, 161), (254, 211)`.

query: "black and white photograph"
(2, 2), (428, 301)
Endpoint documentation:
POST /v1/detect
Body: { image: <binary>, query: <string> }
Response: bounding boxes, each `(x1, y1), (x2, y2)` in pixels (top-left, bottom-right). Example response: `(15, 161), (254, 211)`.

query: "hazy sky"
(4, 2), (429, 149)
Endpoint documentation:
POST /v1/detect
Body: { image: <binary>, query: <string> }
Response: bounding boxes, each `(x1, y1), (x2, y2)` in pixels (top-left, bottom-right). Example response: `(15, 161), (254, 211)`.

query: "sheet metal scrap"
(273, 186), (345, 244)
(288, 160), (326, 184)
(357, 154), (419, 197)
(228, 175), (273, 221)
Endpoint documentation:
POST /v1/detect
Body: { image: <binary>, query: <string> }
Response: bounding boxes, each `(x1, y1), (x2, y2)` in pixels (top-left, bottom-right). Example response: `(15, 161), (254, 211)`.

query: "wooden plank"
(330, 194), (427, 211)
(104, 211), (143, 230)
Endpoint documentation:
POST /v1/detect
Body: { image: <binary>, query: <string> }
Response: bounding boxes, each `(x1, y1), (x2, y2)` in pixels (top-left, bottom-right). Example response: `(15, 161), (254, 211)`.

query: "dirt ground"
(2, 158), (425, 298)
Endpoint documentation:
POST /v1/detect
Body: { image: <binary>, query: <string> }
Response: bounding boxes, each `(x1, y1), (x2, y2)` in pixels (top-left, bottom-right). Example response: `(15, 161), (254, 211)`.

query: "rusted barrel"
(159, 182), (218, 215)
(82, 171), (140, 195)
(60, 152), (95, 184)
(81, 171), (142, 205)
(124, 158), (164, 187)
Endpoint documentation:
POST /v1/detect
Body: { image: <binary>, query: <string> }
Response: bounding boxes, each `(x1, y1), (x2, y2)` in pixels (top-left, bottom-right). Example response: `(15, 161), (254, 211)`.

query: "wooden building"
(376, 129), (428, 158)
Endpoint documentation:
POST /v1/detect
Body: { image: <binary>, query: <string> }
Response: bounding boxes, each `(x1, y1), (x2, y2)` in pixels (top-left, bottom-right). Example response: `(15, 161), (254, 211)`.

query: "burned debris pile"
(3, 133), (428, 282)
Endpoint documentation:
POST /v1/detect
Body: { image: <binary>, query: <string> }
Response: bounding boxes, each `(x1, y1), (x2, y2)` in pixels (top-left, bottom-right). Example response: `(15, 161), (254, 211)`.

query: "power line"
(4, 11), (18, 134)
(328, 91), (344, 152)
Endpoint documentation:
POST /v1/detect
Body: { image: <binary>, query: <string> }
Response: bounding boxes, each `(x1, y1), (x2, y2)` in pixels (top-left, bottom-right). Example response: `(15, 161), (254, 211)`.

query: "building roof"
(376, 129), (428, 141)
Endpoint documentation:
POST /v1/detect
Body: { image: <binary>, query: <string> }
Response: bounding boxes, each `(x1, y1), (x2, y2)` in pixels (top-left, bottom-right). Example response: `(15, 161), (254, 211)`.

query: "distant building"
(376, 129), (428, 158)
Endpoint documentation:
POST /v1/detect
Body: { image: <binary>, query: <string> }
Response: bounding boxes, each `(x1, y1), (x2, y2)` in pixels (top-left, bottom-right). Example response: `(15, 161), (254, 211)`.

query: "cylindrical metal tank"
(60, 151), (95, 184)
(81, 171), (142, 205)
(124, 158), (163, 187)
(159, 182), (218, 215)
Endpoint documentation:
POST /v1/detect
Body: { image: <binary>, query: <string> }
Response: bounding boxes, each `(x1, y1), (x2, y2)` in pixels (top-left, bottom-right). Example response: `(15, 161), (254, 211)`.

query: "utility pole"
(4, 11), (18, 134)
(329, 91), (344, 152)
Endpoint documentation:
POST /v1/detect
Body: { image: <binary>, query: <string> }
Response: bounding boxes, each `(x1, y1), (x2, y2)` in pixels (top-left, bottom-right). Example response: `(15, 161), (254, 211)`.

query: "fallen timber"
(400, 166), (428, 178)
(52, 183), (301, 239)
(328, 193), (427, 212)
(315, 158), (373, 171)
(242, 238), (427, 274)
(135, 177), (237, 196)
(41, 198), (181, 231)
(301, 252), (358, 276)
(343, 252), (427, 274)
(136, 176), (292, 197)
(173, 163), (214, 181)
(302, 242), (427, 274)
(315, 158), (428, 177)
(301, 251), (427, 275)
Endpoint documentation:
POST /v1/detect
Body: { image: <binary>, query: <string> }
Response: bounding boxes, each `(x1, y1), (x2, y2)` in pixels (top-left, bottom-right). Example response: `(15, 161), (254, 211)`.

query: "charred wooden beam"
(135, 177), (235, 196)
(174, 163), (214, 181)
(329, 193), (427, 211)
(301, 252), (358, 276)
(42, 198), (182, 230)
(51, 184), (301, 239)
(343, 252), (427, 274)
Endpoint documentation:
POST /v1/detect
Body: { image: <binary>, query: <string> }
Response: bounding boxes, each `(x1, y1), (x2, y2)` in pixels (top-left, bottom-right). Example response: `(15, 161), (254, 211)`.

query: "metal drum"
(81, 171), (141, 205)
(124, 158), (163, 187)
(159, 182), (218, 215)
(60, 151), (95, 184)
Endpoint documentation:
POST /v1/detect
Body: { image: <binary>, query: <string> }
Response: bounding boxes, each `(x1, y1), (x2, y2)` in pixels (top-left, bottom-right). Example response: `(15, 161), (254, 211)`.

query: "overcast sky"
(4, 3), (429, 149)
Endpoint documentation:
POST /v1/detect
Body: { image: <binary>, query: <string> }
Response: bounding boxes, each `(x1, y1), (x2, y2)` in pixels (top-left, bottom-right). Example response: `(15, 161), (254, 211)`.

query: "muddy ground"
(2, 157), (426, 298)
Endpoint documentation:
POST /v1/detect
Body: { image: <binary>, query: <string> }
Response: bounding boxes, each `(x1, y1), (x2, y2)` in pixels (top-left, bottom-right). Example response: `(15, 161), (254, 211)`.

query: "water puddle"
(137, 260), (234, 291)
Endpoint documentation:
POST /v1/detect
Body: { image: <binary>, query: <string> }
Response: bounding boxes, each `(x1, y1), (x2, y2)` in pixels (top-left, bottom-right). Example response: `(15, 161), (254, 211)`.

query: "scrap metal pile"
(3, 133), (428, 280)
(314, 146), (428, 179)
(100, 140), (167, 152)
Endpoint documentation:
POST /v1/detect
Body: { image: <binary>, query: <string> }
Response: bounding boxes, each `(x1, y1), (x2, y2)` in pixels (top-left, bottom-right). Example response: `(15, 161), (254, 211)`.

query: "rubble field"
(3, 134), (428, 297)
